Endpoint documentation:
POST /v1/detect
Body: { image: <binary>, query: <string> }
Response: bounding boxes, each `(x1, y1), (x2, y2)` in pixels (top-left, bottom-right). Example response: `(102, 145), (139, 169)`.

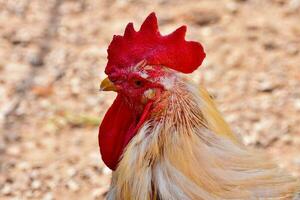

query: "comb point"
(140, 12), (158, 33)
(124, 23), (135, 38)
(171, 25), (187, 39)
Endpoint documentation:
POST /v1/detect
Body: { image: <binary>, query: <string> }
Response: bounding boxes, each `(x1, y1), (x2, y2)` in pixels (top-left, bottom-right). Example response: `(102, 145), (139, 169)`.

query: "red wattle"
(98, 95), (152, 170)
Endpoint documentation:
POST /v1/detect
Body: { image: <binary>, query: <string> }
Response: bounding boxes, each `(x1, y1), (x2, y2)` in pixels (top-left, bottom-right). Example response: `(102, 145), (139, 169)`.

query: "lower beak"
(100, 77), (117, 92)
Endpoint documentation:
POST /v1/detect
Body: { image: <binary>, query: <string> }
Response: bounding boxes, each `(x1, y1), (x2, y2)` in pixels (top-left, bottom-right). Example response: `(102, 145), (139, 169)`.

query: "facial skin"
(103, 61), (171, 114)
(99, 61), (177, 170)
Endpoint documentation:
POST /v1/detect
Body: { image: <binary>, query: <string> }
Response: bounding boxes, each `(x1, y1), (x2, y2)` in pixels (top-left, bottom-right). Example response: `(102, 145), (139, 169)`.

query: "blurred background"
(0, 0), (300, 199)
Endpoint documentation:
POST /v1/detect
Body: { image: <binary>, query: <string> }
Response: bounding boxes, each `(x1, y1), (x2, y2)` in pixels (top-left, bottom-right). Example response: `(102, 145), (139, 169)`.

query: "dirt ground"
(0, 0), (300, 199)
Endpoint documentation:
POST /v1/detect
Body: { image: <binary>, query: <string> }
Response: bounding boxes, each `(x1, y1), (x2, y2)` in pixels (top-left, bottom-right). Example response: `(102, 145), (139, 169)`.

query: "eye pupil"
(135, 80), (142, 86)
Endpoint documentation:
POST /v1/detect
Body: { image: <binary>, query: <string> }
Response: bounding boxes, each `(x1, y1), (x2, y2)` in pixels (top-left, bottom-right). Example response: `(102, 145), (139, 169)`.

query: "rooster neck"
(106, 79), (300, 200)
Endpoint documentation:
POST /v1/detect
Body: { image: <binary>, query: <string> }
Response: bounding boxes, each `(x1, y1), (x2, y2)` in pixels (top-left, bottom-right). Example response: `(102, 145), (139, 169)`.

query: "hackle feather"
(106, 77), (300, 200)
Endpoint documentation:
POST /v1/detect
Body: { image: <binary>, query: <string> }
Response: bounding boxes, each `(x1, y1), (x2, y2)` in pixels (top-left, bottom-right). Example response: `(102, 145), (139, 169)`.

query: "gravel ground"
(0, 0), (300, 199)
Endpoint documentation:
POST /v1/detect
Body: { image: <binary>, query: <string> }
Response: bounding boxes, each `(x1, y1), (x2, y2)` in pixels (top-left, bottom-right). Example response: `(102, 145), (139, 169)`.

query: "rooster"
(99, 13), (300, 200)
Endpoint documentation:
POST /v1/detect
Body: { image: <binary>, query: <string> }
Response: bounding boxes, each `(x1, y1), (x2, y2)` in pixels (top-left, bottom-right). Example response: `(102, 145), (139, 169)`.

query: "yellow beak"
(100, 77), (117, 92)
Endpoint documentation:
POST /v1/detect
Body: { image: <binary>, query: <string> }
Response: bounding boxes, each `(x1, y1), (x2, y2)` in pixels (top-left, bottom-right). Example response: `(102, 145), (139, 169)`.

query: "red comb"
(105, 12), (206, 74)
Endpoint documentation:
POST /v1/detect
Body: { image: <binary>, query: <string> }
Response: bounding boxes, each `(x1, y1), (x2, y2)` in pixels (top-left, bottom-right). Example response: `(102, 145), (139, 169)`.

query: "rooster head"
(99, 12), (206, 170)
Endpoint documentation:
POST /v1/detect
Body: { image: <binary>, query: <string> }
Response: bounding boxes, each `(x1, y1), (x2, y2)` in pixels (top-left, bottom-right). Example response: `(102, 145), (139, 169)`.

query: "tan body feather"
(107, 78), (300, 200)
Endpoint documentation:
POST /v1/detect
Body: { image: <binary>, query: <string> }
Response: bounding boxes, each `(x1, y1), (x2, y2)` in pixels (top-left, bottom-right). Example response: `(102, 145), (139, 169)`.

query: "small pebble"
(17, 161), (30, 170)
(67, 167), (77, 177)
(293, 157), (300, 166)
(43, 192), (54, 200)
(7, 145), (21, 156)
(226, 1), (238, 13)
(1, 184), (12, 195)
(66, 180), (80, 192)
(31, 180), (42, 189)
(293, 99), (300, 111)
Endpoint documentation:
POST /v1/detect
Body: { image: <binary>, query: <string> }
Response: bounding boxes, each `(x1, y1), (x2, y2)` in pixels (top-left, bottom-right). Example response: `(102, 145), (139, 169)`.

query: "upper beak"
(100, 77), (117, 92)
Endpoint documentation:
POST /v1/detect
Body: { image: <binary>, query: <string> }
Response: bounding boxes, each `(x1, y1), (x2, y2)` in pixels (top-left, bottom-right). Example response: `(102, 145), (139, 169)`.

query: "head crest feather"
(105, 12), (206, 74)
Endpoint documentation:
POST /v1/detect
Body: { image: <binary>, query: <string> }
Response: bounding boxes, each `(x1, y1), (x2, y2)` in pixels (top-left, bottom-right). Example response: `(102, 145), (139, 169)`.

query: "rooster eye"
(134, 79), (143, 87)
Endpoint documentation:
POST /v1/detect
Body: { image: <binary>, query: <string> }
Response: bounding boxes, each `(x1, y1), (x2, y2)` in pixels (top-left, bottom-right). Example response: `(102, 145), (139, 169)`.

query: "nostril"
(109, 77), (117, 83)
(109, 76), (122, 85)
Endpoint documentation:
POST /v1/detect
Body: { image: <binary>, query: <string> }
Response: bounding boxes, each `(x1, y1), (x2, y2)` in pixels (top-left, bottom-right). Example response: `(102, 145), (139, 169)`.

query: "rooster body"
(99, 13), (300, 200)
